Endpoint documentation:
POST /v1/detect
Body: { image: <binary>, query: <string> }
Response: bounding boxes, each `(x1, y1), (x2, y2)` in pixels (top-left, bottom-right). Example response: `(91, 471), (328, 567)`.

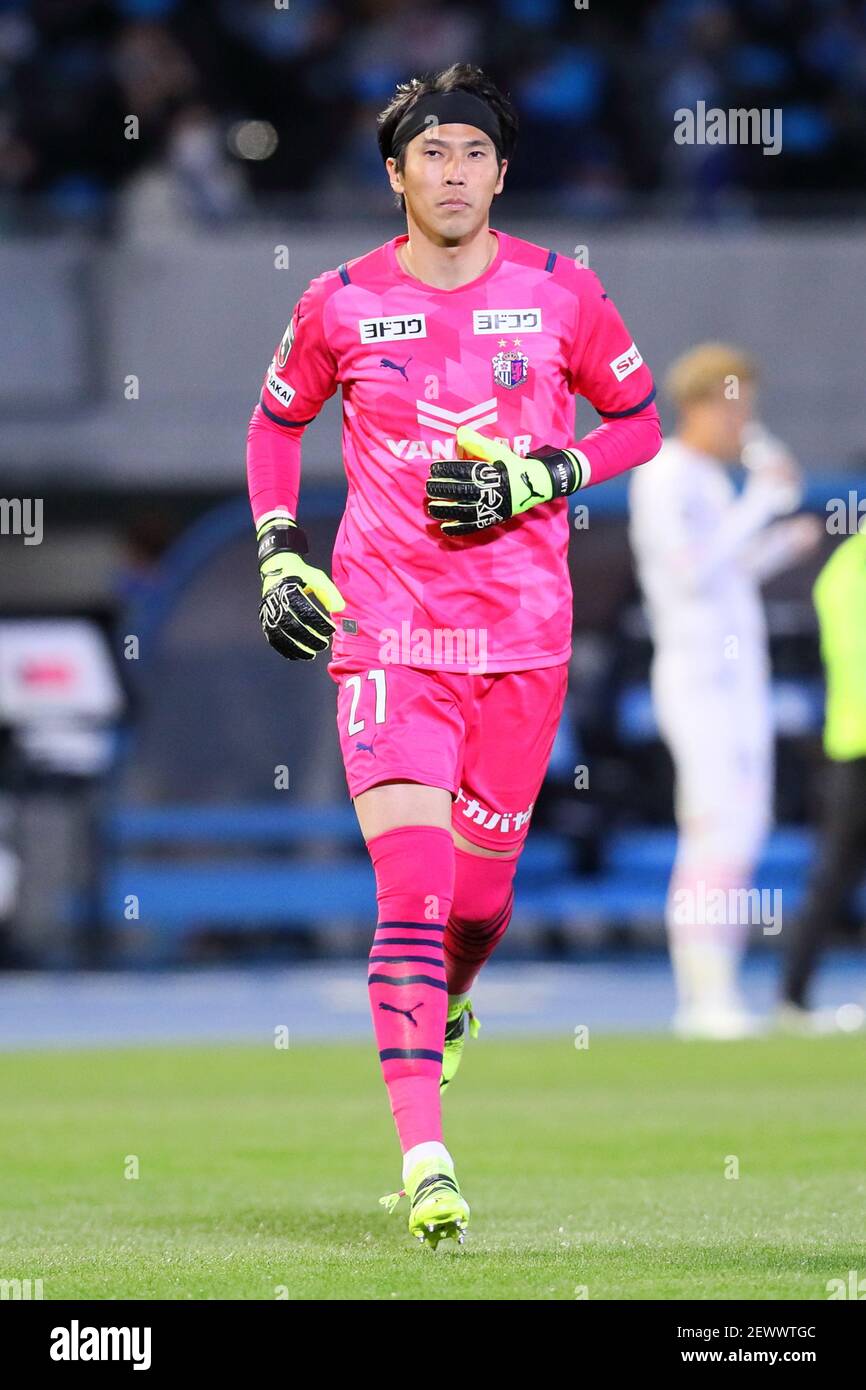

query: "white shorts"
(652, 650), (774, 870)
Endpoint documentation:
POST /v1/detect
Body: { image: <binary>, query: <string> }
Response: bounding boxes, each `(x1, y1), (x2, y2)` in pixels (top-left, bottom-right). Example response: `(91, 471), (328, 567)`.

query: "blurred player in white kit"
(629, 344), (821, 1038)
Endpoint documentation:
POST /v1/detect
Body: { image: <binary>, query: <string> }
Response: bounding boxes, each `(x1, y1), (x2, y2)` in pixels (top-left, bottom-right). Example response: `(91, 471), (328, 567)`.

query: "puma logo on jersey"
(380, 356), (412, 379)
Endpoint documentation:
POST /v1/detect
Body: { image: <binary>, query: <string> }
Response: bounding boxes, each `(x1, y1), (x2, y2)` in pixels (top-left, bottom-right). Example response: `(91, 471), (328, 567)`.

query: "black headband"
(390, 91), (504, 161)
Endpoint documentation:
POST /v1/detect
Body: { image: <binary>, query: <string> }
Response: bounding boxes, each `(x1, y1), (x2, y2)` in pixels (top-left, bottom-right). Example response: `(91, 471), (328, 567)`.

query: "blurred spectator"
(0, 0), (864, 228)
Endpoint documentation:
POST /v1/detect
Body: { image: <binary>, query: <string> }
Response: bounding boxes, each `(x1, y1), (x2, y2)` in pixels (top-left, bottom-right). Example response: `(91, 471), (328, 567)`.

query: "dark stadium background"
(1, 0), (864, 991)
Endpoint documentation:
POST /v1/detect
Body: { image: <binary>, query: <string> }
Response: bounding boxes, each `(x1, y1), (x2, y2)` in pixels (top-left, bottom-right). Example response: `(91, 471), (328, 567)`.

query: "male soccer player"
(246, 63), (661, 1247)
(628, 344), (820, 1040)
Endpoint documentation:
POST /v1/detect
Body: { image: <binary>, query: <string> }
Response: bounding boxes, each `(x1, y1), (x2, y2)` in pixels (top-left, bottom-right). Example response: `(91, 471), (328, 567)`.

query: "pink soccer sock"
(367, 824), (456, 1154)
(444, 844), (520, 995)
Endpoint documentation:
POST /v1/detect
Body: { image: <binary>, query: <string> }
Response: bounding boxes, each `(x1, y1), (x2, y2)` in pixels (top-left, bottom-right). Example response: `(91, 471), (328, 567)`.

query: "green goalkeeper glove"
(425, 426), (586, 537)
(257, 514), (345, 661)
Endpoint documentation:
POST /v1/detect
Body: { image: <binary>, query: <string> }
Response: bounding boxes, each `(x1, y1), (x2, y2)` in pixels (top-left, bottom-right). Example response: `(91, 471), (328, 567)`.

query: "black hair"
(376, 62), (518, 214)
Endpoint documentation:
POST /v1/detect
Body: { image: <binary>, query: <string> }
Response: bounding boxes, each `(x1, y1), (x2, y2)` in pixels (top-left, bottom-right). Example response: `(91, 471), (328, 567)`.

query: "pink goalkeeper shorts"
(327, 654), (569, 853)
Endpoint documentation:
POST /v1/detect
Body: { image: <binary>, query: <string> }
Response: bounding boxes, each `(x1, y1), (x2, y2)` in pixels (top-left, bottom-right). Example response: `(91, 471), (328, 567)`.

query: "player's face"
(389, 123), (506, 238)
(687, 381), (756, 462)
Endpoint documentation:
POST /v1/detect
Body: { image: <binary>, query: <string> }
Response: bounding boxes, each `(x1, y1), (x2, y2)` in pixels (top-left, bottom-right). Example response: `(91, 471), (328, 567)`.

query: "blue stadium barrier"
(103, 806), (830, 942)
(108, 803), (362, 845)
(101, 480), (866, 955)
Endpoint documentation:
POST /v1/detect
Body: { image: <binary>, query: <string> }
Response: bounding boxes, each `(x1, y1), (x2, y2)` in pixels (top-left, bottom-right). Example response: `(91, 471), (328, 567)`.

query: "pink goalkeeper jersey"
(247, 227), (660, 673)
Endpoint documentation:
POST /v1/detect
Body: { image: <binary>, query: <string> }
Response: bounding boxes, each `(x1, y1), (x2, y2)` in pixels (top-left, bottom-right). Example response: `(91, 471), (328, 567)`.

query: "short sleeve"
(566, 268), (656, 419)
(258, 274), (339, 426)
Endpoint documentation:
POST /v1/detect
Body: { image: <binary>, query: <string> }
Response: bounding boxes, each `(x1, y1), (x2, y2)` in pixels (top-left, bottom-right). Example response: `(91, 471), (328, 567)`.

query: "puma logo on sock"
(379, 1000), (424, 1027)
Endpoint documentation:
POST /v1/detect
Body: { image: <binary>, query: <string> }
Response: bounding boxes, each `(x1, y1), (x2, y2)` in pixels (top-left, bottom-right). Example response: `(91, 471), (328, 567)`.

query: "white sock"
(670, 941), (744, 1014)
(402, 1140), (452, 1185)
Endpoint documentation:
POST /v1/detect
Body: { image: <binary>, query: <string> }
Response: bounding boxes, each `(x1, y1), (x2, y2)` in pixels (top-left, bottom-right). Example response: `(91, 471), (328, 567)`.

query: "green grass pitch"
(2, 1033), (864, 1300)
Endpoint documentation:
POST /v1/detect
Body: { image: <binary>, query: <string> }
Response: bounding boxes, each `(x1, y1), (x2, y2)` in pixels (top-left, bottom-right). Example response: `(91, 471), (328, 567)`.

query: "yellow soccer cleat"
(379, 1156), (470, 1249)
(440, 997), (481, 1095)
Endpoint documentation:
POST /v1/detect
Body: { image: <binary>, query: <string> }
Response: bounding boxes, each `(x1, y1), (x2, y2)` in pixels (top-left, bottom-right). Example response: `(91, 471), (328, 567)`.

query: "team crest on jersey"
(276, 315), (296, 368)
(492, 348), (529, 390)
(358, 314), (427, 343)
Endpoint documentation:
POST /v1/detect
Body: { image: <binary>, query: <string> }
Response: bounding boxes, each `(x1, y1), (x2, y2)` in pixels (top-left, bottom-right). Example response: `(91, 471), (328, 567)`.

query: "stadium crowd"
(1, 0), (865, 228)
